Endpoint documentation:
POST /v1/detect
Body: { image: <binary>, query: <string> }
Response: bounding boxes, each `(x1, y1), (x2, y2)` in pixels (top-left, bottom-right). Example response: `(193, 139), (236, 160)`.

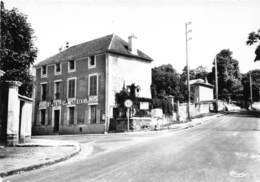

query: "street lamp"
(185, 21), (192, 121)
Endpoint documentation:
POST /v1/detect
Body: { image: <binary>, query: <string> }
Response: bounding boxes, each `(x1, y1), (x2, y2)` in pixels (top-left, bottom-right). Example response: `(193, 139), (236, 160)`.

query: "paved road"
(5, 111), (260, 182)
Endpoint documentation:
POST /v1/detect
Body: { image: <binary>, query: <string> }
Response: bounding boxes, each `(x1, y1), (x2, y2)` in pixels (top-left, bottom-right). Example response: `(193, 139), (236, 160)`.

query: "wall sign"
(140, 102), (149, 110)
(39, 98), (95, 108)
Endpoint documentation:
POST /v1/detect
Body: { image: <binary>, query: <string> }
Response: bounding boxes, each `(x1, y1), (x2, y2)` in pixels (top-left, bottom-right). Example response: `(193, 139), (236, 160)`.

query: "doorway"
(54, 109), (60, 132)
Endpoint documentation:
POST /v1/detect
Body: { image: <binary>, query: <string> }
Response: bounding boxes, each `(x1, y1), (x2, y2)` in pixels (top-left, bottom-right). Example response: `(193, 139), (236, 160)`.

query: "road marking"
(234, 152), (248, 158)
(229, 170), (248, 178)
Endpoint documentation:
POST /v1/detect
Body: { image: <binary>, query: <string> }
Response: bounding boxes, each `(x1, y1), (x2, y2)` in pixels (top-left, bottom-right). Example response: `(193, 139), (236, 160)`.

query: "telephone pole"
(249, 72), (253, 103)
(214, 56), (218, 112)
(185, 22), (192, 121)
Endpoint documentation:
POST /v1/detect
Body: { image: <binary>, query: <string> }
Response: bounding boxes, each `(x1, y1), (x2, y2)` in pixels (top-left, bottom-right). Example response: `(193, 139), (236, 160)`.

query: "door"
(54, 110), (60, 132)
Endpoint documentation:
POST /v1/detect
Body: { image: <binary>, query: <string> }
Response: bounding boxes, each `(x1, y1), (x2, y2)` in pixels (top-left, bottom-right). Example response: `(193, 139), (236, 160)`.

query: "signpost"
(124, 99), (133, 131)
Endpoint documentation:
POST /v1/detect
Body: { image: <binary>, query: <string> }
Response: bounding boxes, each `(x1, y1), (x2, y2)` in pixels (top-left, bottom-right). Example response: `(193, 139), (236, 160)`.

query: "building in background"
(0, 70), (4, 77)
(190, 79), (214, 103)
(33, 34), (153, 135)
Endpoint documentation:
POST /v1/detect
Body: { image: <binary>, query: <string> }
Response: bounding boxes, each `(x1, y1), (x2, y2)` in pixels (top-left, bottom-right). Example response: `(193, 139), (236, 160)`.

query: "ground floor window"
(90, 105), (97, 124)
(40, 109), (46, 125)
(68, 107), (75, 125)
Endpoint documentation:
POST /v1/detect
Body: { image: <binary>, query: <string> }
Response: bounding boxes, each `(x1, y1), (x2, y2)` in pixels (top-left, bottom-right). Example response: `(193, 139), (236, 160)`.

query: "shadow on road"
(224, 110), (260, 118)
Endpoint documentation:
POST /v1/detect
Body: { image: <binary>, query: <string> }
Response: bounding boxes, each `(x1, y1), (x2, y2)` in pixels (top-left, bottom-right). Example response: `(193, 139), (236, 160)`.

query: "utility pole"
(214, 55), (218, 112)
(249, 72), (253, 104)
(185, 22), (192, 121)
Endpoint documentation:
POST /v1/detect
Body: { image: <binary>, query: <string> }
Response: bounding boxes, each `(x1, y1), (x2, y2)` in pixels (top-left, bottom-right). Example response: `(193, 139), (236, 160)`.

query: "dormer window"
(88, 56), (96, 69)
(68, 60), (75, 72)
(55, 63), (62, 75)
(41, 65), (47, 77)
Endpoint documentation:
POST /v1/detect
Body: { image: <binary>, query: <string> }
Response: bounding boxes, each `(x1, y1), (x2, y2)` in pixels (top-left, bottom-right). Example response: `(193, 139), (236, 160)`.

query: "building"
(33, 34), (153, 135)
(0, 70), (4, 77)
(190, 79), (214, 103)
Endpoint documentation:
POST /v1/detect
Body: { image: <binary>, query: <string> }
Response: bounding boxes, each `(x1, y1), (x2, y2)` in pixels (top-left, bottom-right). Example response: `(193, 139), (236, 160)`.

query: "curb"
(115, 113), (224, 134)
(0, 142), (81, 177)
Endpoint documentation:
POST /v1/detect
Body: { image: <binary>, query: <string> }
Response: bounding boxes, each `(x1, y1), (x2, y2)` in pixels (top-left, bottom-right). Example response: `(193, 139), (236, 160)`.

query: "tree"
(212, 49), (243, 101)
(0, 2), (37, 97)
(152, 64), (182, 100)
(179, 66), (209, 102)
(242, 70), (260, 103)
(246, 29), (260, 61)
(193, 66), (209, 80)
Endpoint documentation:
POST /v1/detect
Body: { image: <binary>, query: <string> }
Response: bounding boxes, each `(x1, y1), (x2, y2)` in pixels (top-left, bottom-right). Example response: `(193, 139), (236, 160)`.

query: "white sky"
(5, 0), (260, 73)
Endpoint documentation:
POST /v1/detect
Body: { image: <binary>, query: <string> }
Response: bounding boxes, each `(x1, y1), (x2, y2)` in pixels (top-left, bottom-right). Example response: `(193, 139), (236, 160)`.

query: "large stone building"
(33, 34), (153, 135)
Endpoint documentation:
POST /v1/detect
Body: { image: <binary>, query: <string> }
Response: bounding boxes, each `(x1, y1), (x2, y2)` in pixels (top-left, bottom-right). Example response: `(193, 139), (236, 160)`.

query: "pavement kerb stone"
(0, 140), (82, 177)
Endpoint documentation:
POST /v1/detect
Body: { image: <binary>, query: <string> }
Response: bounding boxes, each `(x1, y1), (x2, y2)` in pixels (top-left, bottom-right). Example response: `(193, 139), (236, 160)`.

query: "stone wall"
(177, 101), (214, 121)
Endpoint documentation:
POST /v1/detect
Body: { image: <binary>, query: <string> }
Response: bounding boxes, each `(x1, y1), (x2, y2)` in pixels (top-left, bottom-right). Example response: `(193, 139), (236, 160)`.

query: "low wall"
(177, 101), (214, 121)
(33, 124), (105, 135)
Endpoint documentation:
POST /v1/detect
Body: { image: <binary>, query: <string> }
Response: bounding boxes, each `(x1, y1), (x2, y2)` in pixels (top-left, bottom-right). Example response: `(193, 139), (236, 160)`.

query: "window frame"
(68, 106), (76, 125)
(41, 65), (47, 78)
(54, 63), (62, 75)
(68, 60), (76, 73)
(54, 79), (62, 100)
(67, 77), (77, 99)
(88, 73), (98, 96)
(40, 108), (46, 125)
(40, 82), (48, 101)
(88, 55), (96, 69)
(89, 105), (97, 124)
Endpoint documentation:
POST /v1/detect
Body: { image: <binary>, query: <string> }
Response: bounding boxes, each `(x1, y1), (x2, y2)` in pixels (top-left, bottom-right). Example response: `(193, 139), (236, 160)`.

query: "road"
(5, 111), (260, 182)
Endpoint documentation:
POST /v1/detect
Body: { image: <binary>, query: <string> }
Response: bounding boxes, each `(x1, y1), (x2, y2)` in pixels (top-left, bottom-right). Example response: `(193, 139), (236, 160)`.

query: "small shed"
(190, 79), (214, 103)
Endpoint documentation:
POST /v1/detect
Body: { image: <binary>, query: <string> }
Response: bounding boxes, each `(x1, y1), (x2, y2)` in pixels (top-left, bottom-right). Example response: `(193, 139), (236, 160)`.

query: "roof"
(35, 34), (153, 67)
(190, 79), (214, 88)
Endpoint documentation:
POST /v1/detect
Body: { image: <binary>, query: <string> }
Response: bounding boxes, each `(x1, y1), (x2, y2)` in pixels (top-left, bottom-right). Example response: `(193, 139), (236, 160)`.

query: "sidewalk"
(0, 139), (81, 177)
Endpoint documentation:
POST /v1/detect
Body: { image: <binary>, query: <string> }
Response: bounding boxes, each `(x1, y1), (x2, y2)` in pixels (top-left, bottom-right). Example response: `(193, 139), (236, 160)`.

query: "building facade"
(33, 34), (153, 135)
(190, 79), (214, 103)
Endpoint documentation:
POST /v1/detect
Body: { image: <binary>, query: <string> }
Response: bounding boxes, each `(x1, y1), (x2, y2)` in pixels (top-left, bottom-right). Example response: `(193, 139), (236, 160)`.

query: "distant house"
(33, 34), (153, 135)
(190, 79), (214, 103)
(0, 70), (4, 77)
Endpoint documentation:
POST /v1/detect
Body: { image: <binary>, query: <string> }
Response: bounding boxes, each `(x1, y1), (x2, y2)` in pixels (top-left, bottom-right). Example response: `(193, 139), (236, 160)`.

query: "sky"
(4, 0), (260, 73)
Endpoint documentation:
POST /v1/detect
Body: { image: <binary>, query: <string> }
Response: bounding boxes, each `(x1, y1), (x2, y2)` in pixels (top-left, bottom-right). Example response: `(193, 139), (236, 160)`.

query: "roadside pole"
(185, 22), (192, 121)
(127, 108), (130, 131)
(124, 99), (133, 132)
(250, 72), (253, 104)
(214, 55), (218, 112)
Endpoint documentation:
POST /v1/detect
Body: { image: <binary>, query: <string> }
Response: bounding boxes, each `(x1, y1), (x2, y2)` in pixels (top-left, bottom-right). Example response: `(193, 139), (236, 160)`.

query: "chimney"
(65, 42), (69, 49)
(204, 76), (208, 83)
(128, 34), (138, 55)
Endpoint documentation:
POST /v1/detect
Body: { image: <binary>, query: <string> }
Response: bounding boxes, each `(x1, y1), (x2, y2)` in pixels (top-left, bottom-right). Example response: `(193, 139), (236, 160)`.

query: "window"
(68, 107), (75, 125)
(54, 81), (61, 100)
(89, 74), (98, 96)
(68, 60), (75, 72)
(88, 56), (96, 68)
(41, 65), (47, 77)
(41, 83), (47, 101)
(90, 105), (96, 124)
(55, 63), (61, 75)
(68, 78), (76, 98)
(40, 109), (46, 125)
